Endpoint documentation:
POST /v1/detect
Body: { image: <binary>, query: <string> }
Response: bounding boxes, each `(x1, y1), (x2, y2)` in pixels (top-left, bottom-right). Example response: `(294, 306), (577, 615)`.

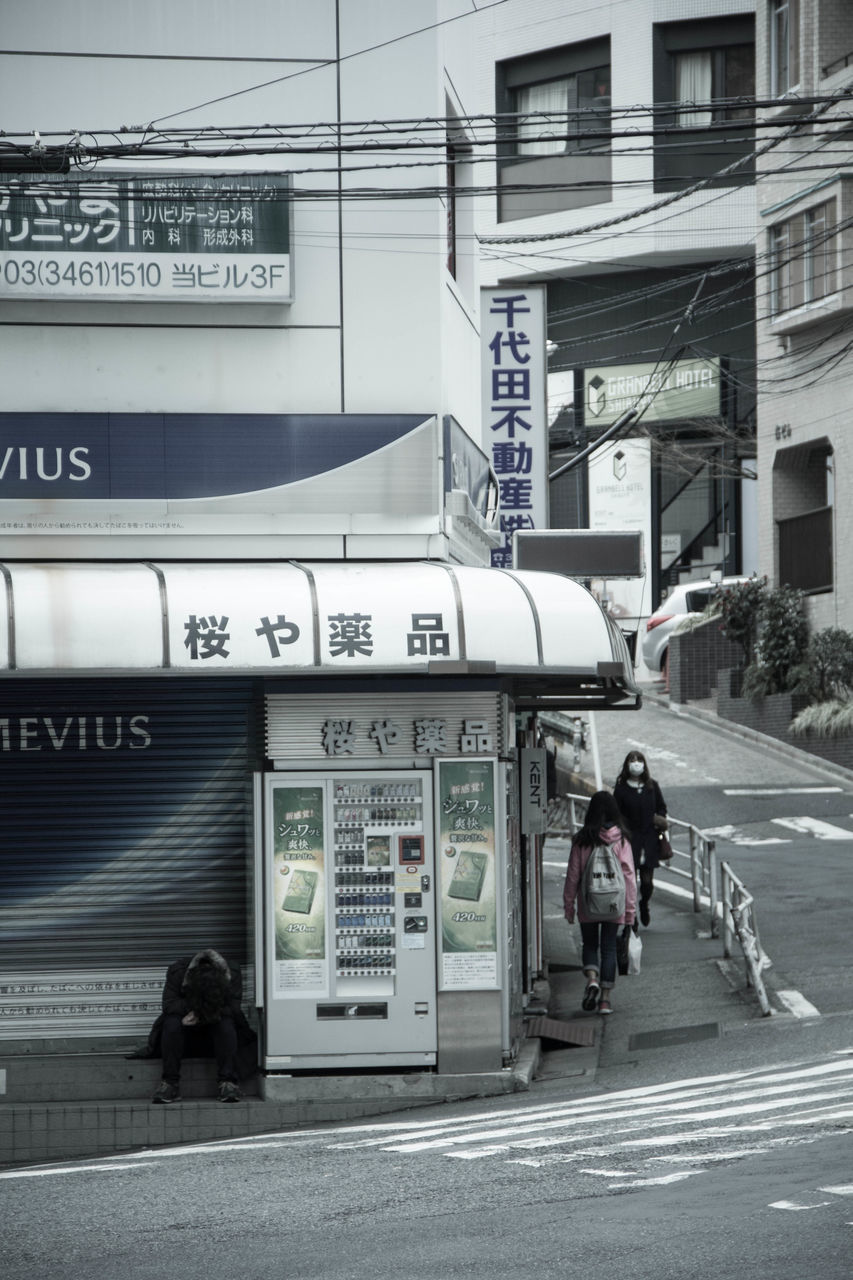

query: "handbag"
(657, 831), (673, 860)
(627, 929), (642, 975)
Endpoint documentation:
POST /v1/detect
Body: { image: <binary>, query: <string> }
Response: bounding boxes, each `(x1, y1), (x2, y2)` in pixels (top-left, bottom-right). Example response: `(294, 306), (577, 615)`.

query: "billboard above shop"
(582, 357), (721, 426)
(0, 172), (292, 302)
(0, 412), (443, 557)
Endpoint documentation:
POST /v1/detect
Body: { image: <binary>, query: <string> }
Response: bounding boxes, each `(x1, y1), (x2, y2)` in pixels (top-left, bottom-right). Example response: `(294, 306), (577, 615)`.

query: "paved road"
(3, 1046), (852, 1280)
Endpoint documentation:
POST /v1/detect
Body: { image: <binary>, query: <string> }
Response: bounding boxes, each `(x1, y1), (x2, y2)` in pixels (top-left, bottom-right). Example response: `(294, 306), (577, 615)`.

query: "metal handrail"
(720, 860), (772, 1016)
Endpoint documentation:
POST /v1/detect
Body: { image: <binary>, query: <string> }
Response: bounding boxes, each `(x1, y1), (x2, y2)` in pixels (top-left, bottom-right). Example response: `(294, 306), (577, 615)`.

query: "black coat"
(128, 949), (258, 1078)
(613, 779), (667, 870)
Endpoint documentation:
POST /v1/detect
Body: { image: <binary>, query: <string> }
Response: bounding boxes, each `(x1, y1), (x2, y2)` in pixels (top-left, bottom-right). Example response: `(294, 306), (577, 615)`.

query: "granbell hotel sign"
(0, 172), (292, 302)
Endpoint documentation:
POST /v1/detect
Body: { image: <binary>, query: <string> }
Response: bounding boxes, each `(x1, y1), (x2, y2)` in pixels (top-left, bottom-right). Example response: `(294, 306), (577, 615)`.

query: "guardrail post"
(707, 839), (719, 938)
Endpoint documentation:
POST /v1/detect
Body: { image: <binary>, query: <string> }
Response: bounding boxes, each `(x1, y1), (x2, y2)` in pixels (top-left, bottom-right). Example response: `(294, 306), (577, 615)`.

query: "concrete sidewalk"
(536, 835), (760, 1089)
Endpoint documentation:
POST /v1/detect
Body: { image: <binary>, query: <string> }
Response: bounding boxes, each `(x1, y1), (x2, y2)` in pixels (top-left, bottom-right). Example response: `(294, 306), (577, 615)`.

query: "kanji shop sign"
(320, 716), (494, 757)
(481, 286), (549, 568)
(0, 173), (291, 302)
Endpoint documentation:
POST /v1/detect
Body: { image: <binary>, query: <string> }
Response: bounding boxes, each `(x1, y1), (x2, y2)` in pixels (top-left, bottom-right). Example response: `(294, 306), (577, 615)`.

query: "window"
(514, 65), (610, 155)
(771, 0), (800, 95)
(674, 43), (754, 126)
(804, 203), (835, 302)
(446, 143), (457, 278)
(769, 199), (837, 315)
(769, 219), (793, 314)
(496, 38), (611, 221)
(774, 440), (833, 593)
(653, 16), (755, 192)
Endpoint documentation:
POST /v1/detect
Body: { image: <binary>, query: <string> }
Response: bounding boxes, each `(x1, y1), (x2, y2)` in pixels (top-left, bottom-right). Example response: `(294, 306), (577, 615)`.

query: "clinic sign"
(481, 286), (548, 568)
(0, 173), (292, 302)
(584, 357), (721, 425)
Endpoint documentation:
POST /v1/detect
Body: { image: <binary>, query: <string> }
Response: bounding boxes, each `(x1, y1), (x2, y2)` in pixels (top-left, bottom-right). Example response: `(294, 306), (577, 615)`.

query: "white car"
(642, 575), (749, 674)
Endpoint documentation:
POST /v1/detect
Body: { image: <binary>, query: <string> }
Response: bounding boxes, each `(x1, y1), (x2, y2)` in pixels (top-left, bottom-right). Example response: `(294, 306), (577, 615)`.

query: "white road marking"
(5, 1055), (853, 1185)
(0, 1163), (142, 1180)
(702, 824), (789, 846)
(723, 787), (843, 795)
(772, 815), (853, 839)
(775, 990), (821, 1019)
(770, 1200), (832, 1211)
(821, 1184), (853, 1195)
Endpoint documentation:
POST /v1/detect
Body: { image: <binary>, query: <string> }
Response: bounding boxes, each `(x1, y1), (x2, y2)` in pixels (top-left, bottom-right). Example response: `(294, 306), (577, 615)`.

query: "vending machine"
(263, 769), (437, 1069)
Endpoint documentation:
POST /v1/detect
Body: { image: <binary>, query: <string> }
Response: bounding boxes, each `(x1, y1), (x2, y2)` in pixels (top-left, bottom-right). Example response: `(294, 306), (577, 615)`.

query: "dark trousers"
(160, 1013), (239, 1086)
(639, 864), (654, 904)
(580, 921), (620, 987)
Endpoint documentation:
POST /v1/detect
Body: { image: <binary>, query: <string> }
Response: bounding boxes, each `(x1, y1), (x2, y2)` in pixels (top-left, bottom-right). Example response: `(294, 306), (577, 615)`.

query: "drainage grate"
(629, 1022), (720, 1051)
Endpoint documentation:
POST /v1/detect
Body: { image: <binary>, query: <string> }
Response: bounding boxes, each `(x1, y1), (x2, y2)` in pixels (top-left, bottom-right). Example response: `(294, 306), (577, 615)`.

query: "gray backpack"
(580, 842), (626, 921)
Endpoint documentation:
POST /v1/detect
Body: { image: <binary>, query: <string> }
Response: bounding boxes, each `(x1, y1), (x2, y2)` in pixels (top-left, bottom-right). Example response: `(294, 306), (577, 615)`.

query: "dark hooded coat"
(128, 948), (258, 1079)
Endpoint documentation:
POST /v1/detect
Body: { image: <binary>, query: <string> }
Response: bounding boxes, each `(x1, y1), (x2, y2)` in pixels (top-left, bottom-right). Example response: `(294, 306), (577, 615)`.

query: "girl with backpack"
(613, 749), (668, 928)
(563, 790), (637, 1015)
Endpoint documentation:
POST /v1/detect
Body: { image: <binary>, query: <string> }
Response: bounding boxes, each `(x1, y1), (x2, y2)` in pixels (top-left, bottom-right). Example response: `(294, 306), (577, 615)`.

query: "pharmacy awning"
(0, 561), (639, 709)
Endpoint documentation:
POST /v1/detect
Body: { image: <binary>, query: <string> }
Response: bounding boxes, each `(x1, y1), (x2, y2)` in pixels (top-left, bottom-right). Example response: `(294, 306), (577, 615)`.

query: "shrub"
(714, 575), (767, 665)
(790, 699), (853, 739)
(747, 584), (808, 696)
(790, 627), (853, 702)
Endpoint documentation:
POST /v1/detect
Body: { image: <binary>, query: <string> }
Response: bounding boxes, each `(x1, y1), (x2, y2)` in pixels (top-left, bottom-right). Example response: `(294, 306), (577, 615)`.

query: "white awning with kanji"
(0, 560), (639, 708)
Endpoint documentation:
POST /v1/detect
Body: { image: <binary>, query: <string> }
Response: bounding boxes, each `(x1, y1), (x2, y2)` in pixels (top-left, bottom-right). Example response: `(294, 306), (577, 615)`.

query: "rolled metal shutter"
(0, 678), (258, 1038)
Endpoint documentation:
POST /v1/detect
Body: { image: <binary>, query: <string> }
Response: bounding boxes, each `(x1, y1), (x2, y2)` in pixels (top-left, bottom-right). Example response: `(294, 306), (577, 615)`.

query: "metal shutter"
(0, 678), (257, 1038)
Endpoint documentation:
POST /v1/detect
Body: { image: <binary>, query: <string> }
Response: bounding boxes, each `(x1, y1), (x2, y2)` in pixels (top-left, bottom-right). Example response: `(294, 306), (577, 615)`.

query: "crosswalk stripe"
(723, 787), (843, 795)
(772, 816), (853, 839)
(328, 1059), (853, 1156)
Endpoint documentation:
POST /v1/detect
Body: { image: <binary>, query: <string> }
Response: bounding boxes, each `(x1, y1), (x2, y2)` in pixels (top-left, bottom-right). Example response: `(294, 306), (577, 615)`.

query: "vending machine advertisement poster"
(271, 784), (328, 997)
(437, 759), (498, 990)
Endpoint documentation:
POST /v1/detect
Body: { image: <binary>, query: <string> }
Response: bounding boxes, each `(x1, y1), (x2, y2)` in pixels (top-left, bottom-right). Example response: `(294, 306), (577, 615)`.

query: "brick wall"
(717, 674), (853, 769)
(668, 621), (743, 703)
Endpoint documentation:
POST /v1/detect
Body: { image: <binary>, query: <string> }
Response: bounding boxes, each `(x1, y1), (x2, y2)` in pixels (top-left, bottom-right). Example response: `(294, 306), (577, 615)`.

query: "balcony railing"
(823, 50), (853, 77)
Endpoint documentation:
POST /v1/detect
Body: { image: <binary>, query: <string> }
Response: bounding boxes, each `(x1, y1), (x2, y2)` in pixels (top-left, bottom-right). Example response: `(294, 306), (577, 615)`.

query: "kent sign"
(0, 172), (292, 302)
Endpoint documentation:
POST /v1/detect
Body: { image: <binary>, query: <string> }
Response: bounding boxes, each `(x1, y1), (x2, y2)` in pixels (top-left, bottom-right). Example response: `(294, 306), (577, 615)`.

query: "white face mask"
(628, 761), (644, 777)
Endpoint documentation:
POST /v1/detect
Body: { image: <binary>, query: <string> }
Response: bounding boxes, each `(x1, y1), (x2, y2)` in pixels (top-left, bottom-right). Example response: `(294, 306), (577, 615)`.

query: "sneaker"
(581, 981), (601, 1012)
(152, 1080), (181, 1104)
(218, 1081), (242, 1104)
(598, 998), (613, 1015)
(640, 901), (650, 927)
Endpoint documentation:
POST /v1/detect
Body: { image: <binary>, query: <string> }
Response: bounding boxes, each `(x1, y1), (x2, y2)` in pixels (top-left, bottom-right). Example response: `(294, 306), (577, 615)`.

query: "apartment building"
(475, 1), (760, 625)
(755, 0), (853, 629)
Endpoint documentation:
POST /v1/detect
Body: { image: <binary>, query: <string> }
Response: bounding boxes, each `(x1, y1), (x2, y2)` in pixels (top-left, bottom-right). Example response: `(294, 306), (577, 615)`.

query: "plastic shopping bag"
(627, 929), (642, 975)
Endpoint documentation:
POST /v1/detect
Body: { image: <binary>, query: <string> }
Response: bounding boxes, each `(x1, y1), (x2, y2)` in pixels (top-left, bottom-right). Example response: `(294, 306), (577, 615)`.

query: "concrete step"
(0, 1051), (261, 1103)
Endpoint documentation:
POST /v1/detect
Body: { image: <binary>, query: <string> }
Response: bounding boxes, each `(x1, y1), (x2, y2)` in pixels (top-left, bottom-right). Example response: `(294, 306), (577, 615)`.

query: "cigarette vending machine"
(263, 769), (436, 1069)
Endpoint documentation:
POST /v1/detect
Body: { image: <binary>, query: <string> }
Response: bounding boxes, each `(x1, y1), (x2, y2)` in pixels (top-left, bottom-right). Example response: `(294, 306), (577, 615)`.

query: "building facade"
(474, 0), (760, 636)
(0, 2), (636, 1072)
(755, 0), (853, 630)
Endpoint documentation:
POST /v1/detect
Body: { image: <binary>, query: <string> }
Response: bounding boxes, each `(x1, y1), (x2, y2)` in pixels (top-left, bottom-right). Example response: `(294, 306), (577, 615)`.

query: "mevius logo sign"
(0, 446), (91, 482)
(0, 715), (152, 752)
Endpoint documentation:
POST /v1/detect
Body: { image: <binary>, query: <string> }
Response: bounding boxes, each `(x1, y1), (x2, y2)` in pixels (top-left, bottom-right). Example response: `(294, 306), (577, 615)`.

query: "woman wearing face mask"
(613, 750), (668, 928)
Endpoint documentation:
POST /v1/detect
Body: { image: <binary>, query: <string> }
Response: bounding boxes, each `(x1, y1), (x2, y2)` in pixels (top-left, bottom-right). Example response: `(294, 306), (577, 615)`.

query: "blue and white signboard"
(481, 286), (548, 568)
(0, 412), (438, 550)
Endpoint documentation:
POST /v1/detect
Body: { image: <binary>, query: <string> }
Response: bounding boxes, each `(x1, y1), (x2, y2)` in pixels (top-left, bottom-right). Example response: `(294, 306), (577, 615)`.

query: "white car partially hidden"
(642, 575), (749, 674)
